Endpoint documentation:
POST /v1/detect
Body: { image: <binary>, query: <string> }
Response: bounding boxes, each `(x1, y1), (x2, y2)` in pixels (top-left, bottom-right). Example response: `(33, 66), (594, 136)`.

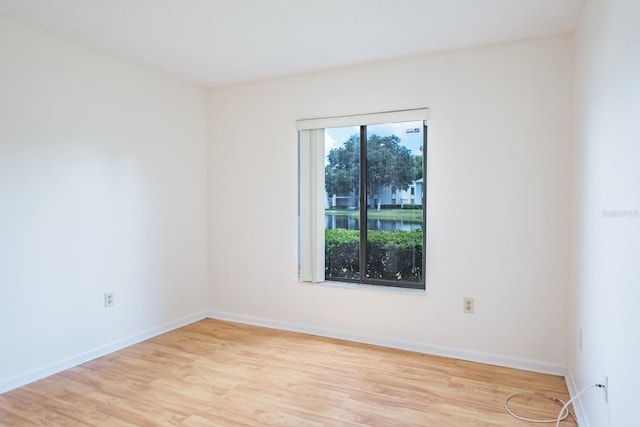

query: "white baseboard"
(565, 371), (589, 427)
(0, 311), (208, 395)
(206, 310), (567, 376)
(1, 310), (568, 397)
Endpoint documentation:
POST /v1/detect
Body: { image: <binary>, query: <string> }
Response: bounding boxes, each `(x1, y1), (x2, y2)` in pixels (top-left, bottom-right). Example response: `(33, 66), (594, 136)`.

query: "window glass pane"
(365, 121), (423, 283)
(324, 126), (360, 280)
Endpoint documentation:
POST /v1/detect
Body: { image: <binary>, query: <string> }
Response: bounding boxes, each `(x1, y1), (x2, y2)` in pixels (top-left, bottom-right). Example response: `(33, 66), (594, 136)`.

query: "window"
(298, 109), (428, 290)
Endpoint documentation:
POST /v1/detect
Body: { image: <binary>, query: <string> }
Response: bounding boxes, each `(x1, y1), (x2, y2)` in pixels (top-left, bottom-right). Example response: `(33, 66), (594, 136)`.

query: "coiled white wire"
(505, 383), (602, 425)
(504, 391), (572, 423)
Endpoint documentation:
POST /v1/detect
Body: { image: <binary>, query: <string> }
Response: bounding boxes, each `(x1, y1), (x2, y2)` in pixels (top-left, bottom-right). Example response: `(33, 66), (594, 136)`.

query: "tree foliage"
(325, 135), (360, 203)
(325, 133), (419, 209)
(365, 134), (414, 209)
(413, 154), (423, 180)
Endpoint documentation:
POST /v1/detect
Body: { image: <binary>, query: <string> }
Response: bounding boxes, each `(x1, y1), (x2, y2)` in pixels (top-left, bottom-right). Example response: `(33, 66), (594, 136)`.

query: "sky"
(324, 120), (424, 161)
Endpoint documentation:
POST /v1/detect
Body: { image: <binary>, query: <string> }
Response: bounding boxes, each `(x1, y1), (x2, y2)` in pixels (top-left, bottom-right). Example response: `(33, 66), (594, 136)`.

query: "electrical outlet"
(104, 292), (114, 308)
(463, 297), (474, 314)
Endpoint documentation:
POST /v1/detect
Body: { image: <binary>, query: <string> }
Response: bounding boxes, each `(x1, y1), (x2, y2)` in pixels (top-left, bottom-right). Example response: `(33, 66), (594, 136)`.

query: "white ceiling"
(0, 0), (585, 88)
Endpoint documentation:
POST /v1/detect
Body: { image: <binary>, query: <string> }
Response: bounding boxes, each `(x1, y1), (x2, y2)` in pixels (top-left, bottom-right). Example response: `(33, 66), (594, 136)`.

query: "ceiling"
(0, 0), (585, 88)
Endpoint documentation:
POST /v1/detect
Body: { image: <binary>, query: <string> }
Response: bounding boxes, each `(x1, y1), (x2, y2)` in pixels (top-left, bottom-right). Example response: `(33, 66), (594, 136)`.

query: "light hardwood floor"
(0, 319), (576, 426)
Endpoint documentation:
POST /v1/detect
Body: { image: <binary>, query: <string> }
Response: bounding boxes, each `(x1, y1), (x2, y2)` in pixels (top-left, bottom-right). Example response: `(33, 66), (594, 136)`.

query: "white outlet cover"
(463, 297), (474, 313)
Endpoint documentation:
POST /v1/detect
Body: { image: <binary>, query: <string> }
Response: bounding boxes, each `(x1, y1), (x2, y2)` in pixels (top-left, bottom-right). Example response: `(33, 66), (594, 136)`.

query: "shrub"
(377, 204), (422, 210)
(400, 204), (422, 210)
(324, 229), (360, 280)
(325, 229), (423, 282)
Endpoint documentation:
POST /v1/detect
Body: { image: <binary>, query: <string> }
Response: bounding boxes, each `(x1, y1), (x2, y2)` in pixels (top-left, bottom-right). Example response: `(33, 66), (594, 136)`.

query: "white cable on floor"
(555, 383), (602, 427)
(504, 391), (572, 423)
(505, 382), (604, 425)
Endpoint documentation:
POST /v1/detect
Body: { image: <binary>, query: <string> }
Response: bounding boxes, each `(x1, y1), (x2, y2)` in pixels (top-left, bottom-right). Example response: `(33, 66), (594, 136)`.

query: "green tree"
(413, 154), (423, 180)
(325, 135), (360, 207)
(366, 134), (415, 210)
(325, 133), (417, 210)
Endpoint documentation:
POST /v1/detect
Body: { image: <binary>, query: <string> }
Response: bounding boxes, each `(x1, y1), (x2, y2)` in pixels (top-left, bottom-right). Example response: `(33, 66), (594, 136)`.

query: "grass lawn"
(326, 208), (423, 221)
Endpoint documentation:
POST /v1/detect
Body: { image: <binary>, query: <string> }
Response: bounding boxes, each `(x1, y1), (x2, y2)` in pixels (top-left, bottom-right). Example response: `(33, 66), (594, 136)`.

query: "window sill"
(302, 280), (426, 296)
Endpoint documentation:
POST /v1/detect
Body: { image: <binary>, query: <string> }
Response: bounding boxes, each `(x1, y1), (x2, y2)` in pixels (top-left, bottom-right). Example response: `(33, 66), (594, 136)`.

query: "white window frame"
(298, 108), (430, 284)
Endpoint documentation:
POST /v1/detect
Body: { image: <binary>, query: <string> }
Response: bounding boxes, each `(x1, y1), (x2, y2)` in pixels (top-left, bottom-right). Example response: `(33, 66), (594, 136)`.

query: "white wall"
(207, 36), (574, 371)
(570, 0), (640, 425)
(0, 16), (208, 391)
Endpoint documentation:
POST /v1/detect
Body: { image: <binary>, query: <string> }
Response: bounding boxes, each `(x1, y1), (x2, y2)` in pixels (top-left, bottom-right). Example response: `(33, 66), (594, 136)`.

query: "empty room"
(0, 0), (637, 426)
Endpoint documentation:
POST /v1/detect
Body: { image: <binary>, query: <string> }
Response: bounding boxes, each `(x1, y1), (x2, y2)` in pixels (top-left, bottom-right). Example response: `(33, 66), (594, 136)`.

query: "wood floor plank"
(0, 319), (577, 426)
